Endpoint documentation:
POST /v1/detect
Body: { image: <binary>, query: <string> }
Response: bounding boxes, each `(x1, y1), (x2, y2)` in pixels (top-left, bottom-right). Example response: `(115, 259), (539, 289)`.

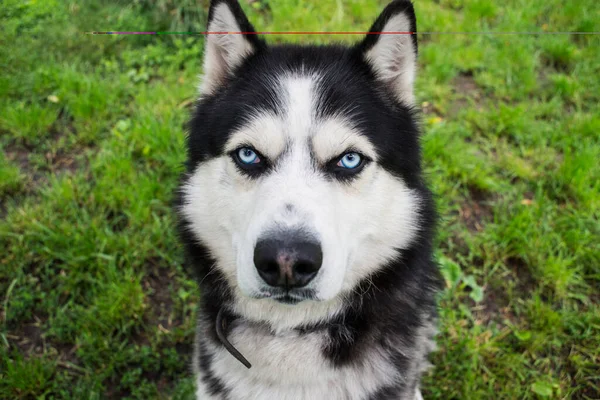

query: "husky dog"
(177, 0), (442, 398)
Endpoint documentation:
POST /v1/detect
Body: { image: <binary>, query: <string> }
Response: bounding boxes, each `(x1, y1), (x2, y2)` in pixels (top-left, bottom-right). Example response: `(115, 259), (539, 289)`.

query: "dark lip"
(273, 295), (303, 305)
(253, 289), (317, 304)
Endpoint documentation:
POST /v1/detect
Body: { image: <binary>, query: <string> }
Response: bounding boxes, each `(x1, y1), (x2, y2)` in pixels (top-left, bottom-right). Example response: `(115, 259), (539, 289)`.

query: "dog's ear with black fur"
(200, 0), (264, 95)
(359, 1), (418, 105)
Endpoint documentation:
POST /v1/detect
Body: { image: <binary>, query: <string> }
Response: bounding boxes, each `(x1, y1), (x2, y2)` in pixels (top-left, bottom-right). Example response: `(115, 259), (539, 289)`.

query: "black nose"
(254, 238), (322, 289)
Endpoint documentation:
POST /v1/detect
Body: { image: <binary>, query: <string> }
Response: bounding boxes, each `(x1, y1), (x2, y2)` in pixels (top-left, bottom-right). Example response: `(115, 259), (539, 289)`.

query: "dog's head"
(180, 0), (427, 324)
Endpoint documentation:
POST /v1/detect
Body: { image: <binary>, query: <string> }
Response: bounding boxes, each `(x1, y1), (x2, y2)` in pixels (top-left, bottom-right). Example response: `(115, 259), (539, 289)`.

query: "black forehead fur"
(187, 42), (424, 189)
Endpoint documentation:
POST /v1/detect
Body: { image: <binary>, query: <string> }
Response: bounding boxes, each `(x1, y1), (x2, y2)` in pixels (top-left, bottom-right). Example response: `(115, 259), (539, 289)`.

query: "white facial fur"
(364, 13), (417, 105)
(181, 74), (422, 330)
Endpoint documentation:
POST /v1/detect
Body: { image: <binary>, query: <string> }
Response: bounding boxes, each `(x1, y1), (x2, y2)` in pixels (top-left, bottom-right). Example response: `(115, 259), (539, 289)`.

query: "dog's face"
(181, 0), (425, 313)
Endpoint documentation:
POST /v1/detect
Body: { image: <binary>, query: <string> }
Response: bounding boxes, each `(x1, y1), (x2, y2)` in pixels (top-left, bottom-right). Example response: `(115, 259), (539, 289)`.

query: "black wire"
(215, 308), (252, 369)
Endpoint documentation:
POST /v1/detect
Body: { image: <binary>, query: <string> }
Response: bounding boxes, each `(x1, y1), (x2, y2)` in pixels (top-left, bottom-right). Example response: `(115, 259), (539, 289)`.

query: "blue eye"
(337, 152), (362, 169)
(237, 147), (260, 164)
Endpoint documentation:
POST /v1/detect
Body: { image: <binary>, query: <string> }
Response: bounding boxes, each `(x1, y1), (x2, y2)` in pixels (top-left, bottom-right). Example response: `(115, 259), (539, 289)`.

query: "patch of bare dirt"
(1, 141), (90, 222)
(473, 280), (517, 327)
(506, 256), (536, 294)
(10, 321), (45, 355)
(439, 190), (495, 257)
(142, 265), (179, 335)
(459, 200), (492, 233)
(4, 145), (87, 187)
(449, 72), (482, 117)
(472, 256), (537, 327)
(471, 257), (534, 328)
(4, 145), (45, 185)
(458, 186), (494, 233)
(6, 315), (80, 367)
(3, 106), (85, 186)
(143, 264), (195, 361)
(455, 71), (479, 93)
(1, 142), (89, 220)
(45, 149), (83, 175)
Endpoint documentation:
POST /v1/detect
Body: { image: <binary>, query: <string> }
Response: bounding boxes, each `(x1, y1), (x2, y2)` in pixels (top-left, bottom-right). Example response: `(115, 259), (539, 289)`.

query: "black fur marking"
(187, 73), (283, 165)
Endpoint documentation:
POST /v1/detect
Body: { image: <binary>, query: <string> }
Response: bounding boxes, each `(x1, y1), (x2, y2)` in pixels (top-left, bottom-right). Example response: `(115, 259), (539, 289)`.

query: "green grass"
(1, 0), (598, 398)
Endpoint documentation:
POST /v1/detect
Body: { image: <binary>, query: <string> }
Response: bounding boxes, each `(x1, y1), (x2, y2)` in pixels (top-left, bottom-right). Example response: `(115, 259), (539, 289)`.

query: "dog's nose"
(254, 238), (322, 289)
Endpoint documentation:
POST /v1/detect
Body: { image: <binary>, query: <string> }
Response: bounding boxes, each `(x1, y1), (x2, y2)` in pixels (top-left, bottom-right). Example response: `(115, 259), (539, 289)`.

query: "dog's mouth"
(254, 288), (317, 304)
(272, 294), (303, 305)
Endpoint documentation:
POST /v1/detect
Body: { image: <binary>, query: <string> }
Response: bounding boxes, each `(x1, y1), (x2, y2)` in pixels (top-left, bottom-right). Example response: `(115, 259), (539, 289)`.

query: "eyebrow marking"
(311, 117), (377, 164)
(224, 113), (287, 161)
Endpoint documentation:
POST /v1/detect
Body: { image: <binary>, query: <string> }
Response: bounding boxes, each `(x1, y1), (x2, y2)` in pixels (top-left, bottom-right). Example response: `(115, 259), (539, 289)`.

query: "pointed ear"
(200, 0), (263, 95)
(359, 1), (418, 105)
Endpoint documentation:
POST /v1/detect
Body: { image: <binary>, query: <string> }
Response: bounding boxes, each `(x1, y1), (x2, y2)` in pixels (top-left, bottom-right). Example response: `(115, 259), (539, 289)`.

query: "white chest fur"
(195, 322), (401, 400)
